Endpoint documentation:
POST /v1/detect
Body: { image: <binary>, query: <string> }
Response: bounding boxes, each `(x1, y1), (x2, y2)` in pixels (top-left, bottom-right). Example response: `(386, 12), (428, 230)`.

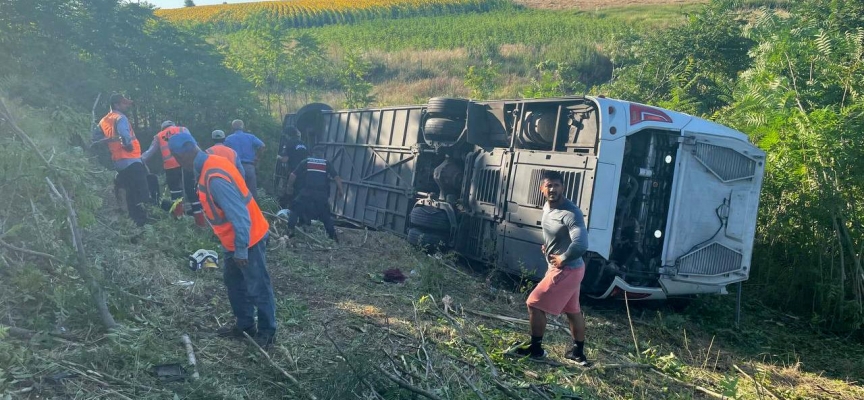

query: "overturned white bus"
(281, 96), (765, 299)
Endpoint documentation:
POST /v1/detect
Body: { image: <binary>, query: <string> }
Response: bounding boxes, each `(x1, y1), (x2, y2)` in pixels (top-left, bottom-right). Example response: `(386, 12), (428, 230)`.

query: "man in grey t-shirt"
(506, 170), (590, 366)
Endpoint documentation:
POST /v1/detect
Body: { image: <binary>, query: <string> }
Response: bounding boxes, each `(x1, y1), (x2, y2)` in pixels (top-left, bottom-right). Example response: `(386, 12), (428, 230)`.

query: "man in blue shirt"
(224, 119), (265, 200)
(168, 132), (277, 348)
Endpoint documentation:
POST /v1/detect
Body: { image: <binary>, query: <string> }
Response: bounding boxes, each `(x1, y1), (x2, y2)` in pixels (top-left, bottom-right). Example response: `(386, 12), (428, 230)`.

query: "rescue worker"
(505, 170), (590, 366)
(168, 132), (277, 348)
(94, 93), (150, 226)
(141, 121), (205, 226)
(285, 145), (344, 241)
(207, 130), (245, 175)
(224, 119), (265, 200)
(276, 126), (308, 209)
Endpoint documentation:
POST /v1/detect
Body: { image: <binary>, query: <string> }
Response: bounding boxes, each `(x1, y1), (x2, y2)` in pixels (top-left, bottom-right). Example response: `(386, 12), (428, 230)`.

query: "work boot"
(193, 211), (207, 228)
(505, 341), (546, 362)
(216, 325), (256, 340)
(254, 332), (275, 349)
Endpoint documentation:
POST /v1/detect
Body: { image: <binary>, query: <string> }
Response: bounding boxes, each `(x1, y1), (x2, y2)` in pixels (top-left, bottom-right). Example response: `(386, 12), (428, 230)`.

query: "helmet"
(188, 249), (219, 271)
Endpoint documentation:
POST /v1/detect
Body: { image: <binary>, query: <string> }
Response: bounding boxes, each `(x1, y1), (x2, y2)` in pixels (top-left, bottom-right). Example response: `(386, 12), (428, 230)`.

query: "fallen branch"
(371, 364), (443, 400)
(624, 292), (640, 355)
(448, 361), (487, 400)
(322, 325), (385, 400)
(47, 177), (117, 330)
(462, 307), (565, 331)
(43, 357), (171, 395)
(181, 334), (200, 381)
(530, 384), (552, 400)
(243, 332), (318, 400)
(0, 238), (64, 263)
(490, 379), (522, 400)
(431, 297), (498, 378)
(588, 362), (651, 370)
(1, 324), (79, 345)
(648, 368), (725, 399)
(734, 364), (783, 400)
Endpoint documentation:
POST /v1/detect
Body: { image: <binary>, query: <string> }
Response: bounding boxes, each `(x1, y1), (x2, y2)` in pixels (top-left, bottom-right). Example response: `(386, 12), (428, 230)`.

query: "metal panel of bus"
(319, 107), (424, 236)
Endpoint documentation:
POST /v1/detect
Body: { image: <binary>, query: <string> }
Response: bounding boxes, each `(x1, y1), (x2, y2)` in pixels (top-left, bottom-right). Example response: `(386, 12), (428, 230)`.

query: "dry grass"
(3, 213), (864, 398)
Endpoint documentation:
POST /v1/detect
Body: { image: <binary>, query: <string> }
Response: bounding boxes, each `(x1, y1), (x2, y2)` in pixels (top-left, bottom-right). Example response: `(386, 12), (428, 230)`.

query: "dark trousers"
(117, 162), (151, 226)
(287, 193), (335, 239)
(223, 240), (276, 336)
(243, 163), (258, 201)
(165, 167), (201, 212)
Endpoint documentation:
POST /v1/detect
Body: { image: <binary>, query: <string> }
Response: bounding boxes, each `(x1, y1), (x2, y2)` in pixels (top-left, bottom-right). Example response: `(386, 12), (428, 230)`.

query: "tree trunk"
(48, 179), (118, 330)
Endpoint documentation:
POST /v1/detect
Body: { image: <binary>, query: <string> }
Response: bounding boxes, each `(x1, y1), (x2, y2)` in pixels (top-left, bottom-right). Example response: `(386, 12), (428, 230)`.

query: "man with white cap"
(168, 131), (277, 348)
(206, 130), (245, 175)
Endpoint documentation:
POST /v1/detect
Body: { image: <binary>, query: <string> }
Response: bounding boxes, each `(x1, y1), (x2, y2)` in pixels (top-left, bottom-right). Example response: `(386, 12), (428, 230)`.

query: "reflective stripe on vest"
(197, 155), (269, 250)
(99, 111), (141, 162)
(157, 126), (184, 169)
(205, 144), (238, 164)
(305, 157), (330, 191)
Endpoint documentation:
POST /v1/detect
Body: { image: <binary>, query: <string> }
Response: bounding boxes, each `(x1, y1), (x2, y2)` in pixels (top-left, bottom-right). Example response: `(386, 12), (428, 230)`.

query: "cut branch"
(47, 177), (117, 330)
(371, 364), (443, 400)
(243, 332), (318, 400)
(0, 238), (63, 263)
(181, 334), (200, 381)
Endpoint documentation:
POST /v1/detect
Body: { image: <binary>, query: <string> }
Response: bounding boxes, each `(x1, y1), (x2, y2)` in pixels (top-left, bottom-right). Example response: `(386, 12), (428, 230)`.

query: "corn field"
(155, 0), (511, 30)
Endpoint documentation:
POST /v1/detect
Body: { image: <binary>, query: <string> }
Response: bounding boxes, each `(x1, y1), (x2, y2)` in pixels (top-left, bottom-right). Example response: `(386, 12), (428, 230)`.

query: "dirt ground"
(514, 0), (705, 10)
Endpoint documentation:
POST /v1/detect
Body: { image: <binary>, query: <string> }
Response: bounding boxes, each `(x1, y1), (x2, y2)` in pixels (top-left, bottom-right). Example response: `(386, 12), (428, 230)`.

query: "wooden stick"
(462, 307), (565, 331)
(449, 362), (487, 400)
(243, 332), (318, 400)
(624, 292), (640, 355)
(490, 379), (522, 400)
(529, 384), (552, 400)
(371, 364), (444, 400)
(0, 238), (64, 263)
(433, 300), (499, 378)
(649, 368), (725, 399)
(322, 326), (383, 400)
(181, 334), (200, 381)
(47, 358), (170, 395)
(733, 364), (783, 400)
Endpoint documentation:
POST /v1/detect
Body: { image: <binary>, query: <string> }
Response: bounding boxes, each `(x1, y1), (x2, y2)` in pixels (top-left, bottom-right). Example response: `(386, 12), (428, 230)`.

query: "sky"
(145, 0), (271, 9)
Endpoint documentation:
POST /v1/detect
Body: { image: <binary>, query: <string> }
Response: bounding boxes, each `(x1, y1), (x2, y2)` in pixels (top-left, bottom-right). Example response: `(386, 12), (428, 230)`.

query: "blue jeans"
(223, 239), (276, 336)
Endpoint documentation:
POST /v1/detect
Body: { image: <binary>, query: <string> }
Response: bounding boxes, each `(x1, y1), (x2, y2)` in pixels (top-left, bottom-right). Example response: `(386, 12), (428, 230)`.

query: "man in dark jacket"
(285, 145), (344, 241)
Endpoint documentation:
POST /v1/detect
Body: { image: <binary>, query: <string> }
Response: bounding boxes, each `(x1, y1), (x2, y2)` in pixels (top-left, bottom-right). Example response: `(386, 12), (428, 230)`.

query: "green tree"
(521, 61), (576, 98)
(184, 0), (195, 7)
(719, 0), (864, 331)
(465, 61), (499, 100)
(605, 0), (753, 116)
(340, 51), (376, 109)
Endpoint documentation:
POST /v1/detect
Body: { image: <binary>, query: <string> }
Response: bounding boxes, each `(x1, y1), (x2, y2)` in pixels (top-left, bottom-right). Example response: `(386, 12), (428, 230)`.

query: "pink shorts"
(526, 266), (585, 315)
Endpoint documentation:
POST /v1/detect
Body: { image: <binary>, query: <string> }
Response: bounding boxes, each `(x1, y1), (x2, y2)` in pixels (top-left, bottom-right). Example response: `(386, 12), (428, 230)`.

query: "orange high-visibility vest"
(198, 154), (269, 250)
(99, 111), (141, 161)
(156, 126), (185, 169)
(205, 143), (238, 164)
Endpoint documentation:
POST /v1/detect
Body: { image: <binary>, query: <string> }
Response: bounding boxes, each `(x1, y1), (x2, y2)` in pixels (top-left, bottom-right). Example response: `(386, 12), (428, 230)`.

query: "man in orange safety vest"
(168, 131), (276, 348)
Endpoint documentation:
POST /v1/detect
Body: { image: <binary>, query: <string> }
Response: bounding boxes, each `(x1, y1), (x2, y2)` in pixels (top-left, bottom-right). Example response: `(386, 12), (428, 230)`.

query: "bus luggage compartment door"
(499, 150), (597, 278)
